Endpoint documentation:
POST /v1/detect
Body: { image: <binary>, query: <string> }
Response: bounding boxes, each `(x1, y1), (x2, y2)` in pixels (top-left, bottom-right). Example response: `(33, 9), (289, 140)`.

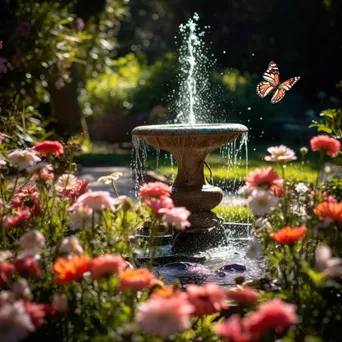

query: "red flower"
(271, 226), (307, 244)
(186, 282), (228, 317)
(310, 135), (341, 157)
(214, 314), (252, 342)
(90, 254), (128, 280)
(244, 298), (298, 337)
(3, 209), (31, 231)
(31, 140), (64, 156)
(10, 184), (43, 217)
(53, 255), (91, 285)
(0, 261), (15, 285)
(63, 178), (88, 202)
(226, 286), (260, 306)
(314, 201), (342, 222)
(246, 167), (283, 190)
(14, 257), (42, 279)
(138, 182), (171, 198)
(24, 302), (55, 328)
(118, 268), (162, 292)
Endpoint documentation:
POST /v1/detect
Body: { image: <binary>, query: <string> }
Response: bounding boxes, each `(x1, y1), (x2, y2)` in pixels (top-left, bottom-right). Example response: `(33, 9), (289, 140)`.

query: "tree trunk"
(48, 64), (84, 139)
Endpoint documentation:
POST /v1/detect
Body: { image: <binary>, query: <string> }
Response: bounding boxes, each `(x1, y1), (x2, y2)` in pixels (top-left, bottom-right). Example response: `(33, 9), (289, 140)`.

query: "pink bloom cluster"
(138, 182), (191, 230)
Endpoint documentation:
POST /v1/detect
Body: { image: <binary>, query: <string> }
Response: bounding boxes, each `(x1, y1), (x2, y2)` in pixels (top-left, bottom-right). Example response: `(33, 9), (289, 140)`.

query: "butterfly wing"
(270, 76), (301, 104)
(262, 61), (280, 87)
(256, 81), (275, 98)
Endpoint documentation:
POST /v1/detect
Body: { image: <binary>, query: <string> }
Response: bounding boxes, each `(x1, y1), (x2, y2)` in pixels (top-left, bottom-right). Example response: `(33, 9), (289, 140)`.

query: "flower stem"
(315, 150), (325, 189)
(281, 164), (288, 224)
(111, 180), (119, 198)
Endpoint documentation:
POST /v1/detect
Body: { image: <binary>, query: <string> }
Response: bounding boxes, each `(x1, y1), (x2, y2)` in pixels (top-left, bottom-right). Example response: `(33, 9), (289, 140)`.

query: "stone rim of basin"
(132, 123), (248, 136)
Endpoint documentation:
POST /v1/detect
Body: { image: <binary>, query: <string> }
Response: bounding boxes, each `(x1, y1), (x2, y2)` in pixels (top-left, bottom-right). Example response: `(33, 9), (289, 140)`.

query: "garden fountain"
(132, 14), (261, 286)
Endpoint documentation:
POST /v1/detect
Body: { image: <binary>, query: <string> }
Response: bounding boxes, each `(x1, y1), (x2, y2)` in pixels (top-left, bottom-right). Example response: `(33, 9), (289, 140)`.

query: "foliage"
(310, 108), (342, 138)
(0, 0), (128, 141)
(80, 52), (177, 120)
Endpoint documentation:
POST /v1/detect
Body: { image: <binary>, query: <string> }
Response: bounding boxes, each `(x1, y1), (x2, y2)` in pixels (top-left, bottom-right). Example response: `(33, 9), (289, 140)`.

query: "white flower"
(8, 150), (41, 170)
(0, 250), (12, 262)
(98, 172), (123, 184)
(12, 279), (33, 301)
(0, 301), (35, 342)
(68, 204), (94, 231)
(315, 244), (342, 278)
(52, 293), (68, 313)
(246, 237), (262, 259)
(18, 231), (45, 260)
(264, 145), (297, 163)
(295, 182), (309, 193)
(26, 162), (53, 174)
(248, 189), (279, 215)
(55, 174), (79, 192)
(58, 236), (84, 256)
(69, 191), (126, 211)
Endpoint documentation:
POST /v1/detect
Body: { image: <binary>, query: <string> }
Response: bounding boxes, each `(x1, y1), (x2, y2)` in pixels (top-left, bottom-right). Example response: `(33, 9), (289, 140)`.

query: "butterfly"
(256, 61), (300, 104)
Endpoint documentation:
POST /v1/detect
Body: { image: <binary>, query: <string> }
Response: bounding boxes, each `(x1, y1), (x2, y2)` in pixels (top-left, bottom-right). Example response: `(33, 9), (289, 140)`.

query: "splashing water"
(175, 13), (213, 125)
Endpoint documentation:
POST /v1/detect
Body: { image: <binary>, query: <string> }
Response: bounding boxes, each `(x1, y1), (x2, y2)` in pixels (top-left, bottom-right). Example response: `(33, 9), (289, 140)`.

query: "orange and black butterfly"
(256, 61), (300, 104)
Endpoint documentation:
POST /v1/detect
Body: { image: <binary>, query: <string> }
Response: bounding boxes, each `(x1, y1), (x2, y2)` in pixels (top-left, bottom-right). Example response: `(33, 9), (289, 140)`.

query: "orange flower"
(31, 140), (64, 156)
(271, 226), (307, 244)
(118, 268), (162, 292)
(53, 255), (91, 285)
(313, 201), (342, 222)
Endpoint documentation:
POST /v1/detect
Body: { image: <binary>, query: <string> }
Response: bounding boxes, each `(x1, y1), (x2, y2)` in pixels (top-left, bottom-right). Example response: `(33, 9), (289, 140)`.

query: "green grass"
(213, 204), (252, 223)
(155, 153), (317, 187)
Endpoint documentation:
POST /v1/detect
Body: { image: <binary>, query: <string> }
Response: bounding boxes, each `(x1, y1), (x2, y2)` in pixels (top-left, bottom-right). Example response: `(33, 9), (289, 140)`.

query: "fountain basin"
(132, 123), (248, 229)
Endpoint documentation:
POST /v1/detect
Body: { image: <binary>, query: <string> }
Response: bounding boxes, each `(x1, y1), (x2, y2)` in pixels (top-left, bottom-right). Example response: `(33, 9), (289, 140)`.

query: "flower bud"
(300, 147), (308, 156)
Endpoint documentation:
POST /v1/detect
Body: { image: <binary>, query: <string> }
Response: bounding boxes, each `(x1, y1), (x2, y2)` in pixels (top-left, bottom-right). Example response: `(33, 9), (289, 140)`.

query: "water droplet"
(223, 50), (226, 54)
(260, 117), (263, 120)
(247, 107), (251, 110)
(252, 53), (255, 56)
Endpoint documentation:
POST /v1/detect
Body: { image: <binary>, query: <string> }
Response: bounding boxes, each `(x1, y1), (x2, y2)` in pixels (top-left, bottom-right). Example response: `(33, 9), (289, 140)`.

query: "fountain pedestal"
(132, 124), (248, 232)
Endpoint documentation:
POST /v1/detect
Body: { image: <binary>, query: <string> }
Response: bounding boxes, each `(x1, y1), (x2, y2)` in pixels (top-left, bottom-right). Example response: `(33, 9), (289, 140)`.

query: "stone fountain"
(131, 14), (262, 286)
(132, 123), (248, 231)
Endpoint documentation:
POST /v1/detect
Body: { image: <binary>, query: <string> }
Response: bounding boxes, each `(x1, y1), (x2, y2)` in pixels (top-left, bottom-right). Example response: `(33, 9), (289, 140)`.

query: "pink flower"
(265, 145), (297, 163)
(214, 314), (252, 342)
(31, 140), (64, 156)
(310, 135), (341, 157)
(138, 182), (171, 198)
(90, 254), (128, 280)
(24, 302), (55, 328)
(69, 191), (122, 211)
(14, 257), (42, 279)
(3, 209), (31, 231)
(159, 207), (191, 230)
(246, 167), (283, 189)
(186, 282), (228, 317)
(0, 262), (15, 285)
(145, 195), (174, 213)
(62, 178), (88, 202)
(136, 295), (194, 338)
(244, 298), (298, 337)
(226, 286), (260, 306)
